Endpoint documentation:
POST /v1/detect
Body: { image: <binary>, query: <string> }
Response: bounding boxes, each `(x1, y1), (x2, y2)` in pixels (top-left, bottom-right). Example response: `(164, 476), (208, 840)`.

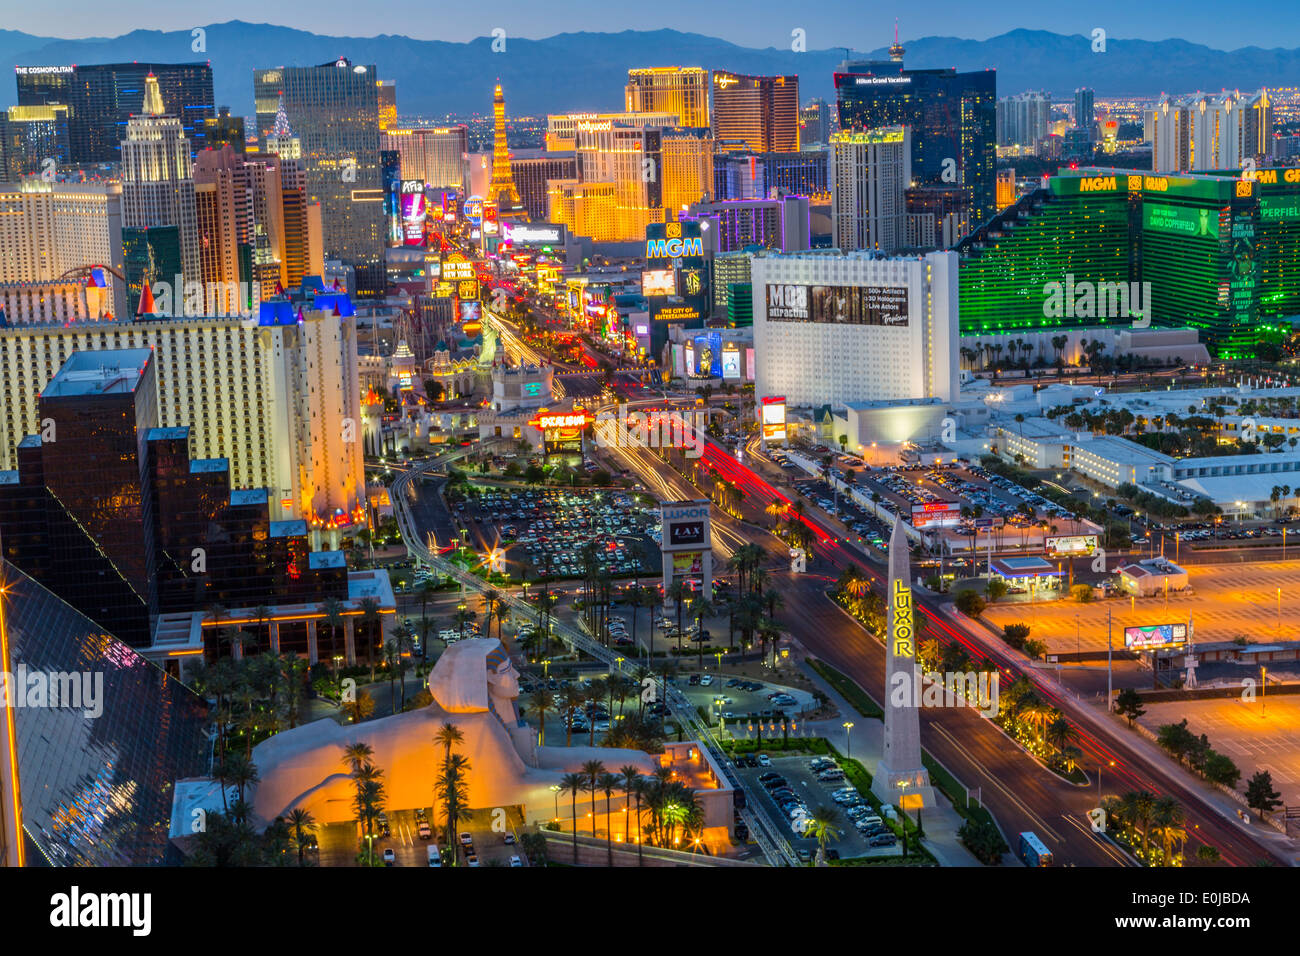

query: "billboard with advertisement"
(692, 332), (723, 378)
(661, 500), (710, 551)
(459, 300), (481, 323)
(761, 396), (786, 442)
(642, 269), (676, 297)
(722, 348), (741, 379)
(463, 195), (485, 225)
(400, 180), (427, 246)
(505, 223), (564, 246)
(652, 302), (703, 323)
(671, 551), (704, 576)
(1123, 623), (1188, 649)
(443, 253), (474, 281)
(1044, 534), (1099, 557)
(911, 501), (963, 529)
(765, 283), (909, 326)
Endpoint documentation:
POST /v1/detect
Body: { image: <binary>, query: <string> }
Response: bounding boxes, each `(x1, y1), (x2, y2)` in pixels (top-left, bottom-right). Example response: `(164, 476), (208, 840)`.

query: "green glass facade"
(957, 168), (1299, 357)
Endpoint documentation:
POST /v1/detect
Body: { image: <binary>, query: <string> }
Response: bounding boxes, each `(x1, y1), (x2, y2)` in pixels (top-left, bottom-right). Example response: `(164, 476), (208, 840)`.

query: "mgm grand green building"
(956, 167), (1300, 358)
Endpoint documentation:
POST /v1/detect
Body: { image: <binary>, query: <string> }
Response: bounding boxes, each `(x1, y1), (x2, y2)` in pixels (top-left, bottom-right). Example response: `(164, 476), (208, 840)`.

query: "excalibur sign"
(872, 517), (935, 810)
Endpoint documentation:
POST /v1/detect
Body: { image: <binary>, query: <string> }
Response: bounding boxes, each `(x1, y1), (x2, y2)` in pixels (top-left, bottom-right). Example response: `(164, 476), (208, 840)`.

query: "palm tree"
(667, 580), (689, 652)
(1151, 796), (1187, 866)
(597, 771), (621, 865)
(807, 805), (843, 862)
(318, 597), (346, 667)
(358, 597), (382, 682)
(563, 685), (585, 747)
(527, 688), (551, 745)
(688, 595), (715, 664)
(581, 759), (607, 838)
(559, 772), (586, 863)
(435, 753), (471, 864)
(481, 587), (502, 641)
(288, 807), (317, 866)
(416, 578), (439, 663)
(434, 722), (464, 772)
(342, 742), (374, 774)
(222, 751), (259, 807)
(620, 765), (645, 866)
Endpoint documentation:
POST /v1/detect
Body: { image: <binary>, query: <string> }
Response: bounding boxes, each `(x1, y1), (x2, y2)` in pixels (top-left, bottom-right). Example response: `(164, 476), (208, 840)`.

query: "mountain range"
(1, 23), (1297, 116)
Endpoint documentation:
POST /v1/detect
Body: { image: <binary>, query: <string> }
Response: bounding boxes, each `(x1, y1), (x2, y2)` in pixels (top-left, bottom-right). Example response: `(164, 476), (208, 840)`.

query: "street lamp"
(842, 720), (854, 760)
(550, 784), (561, 822)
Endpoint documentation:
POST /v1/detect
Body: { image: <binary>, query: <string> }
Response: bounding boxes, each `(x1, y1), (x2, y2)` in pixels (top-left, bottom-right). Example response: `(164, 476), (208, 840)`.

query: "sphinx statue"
(248, 638), (658, 828)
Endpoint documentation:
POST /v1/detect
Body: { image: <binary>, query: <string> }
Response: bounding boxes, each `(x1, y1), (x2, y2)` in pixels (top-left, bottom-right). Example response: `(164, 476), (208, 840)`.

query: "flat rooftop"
(41, 349), (153, 398)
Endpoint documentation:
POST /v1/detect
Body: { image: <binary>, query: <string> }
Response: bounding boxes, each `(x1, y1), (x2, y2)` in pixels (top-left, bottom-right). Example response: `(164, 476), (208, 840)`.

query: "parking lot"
(730, 753), (902, 861)
(676, 673), (817, 724)
(452, 484), (660, 581)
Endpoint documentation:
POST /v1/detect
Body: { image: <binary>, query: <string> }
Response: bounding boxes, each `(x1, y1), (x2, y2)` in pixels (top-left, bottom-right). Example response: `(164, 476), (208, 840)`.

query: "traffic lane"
(780, 573), (1122, 866)
(742, 446), (1288, 867)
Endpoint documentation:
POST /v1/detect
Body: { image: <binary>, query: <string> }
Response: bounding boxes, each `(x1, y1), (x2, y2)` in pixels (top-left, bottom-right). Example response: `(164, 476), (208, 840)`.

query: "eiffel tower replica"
(487, 81), (527, 221)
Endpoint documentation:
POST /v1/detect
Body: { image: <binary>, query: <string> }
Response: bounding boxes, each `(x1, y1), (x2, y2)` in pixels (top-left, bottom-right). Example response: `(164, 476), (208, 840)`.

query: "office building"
(955, 166), (1300, 357)
(1075, 88), (1095, 131)
(545, 112), (678, 151)
(683, 195), (810, 252)
(752, 249), (959, 407)
(0, 294), (365, 531)
(904, 185), (969, 249)
(0, 178), (125, 316)
(253, 59), (384, 295)
(0, 105), (70, 181)
(260, 95), (323, 289)
(711, 71), (799, 152)
(122, 225), (183, 311)
(377, 80), (397, 131)
(0, 554), (210, 866)
(381, 126), (469, 189)
(996, 169), (1016, 210)
(509, 148), (577, 222)
(119, 74), (201, 288)
(713, 149), (830, 202)
(15, 348), (160, 645)
(662, 128), (715, 215)
(835, 61), (996, 229)
(1151, 90), (1273, 172)
(547, 180), (618, 242)
(830, 127), (911, 253)
(574, 124), (664, 240)
(193, 105), (246, 155)
(800, 99), (833, 146)
(996, 91), (1051, 149)
(15, 62), (214, 164)
(625, 67), (711, 128)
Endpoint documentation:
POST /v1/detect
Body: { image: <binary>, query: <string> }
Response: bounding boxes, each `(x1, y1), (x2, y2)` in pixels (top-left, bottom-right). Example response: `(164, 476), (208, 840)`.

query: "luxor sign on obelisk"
(871, 517), (935, 810)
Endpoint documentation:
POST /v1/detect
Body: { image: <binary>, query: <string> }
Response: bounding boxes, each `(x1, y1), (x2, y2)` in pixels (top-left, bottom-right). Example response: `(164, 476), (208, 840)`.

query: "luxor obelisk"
(871, 516), (935, 810)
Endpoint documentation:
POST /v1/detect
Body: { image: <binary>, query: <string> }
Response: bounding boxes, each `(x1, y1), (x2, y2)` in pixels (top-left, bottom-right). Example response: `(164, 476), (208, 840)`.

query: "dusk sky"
(0, 0), (1292, 54)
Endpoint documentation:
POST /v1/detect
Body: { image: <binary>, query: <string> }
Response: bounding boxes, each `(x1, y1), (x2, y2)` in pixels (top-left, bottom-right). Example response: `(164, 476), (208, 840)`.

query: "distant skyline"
(1, 2), (1297, 55)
